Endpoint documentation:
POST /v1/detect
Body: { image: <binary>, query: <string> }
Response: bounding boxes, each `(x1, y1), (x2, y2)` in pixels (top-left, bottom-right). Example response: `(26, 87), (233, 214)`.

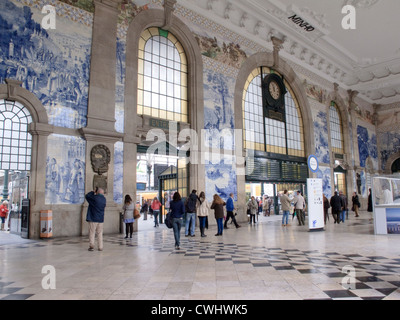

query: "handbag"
(165, 212), (173, 229)
(133, 209), (141, 219)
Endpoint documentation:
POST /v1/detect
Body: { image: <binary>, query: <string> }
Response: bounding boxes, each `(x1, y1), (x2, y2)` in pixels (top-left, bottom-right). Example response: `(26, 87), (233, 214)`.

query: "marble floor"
(1, 212), (400, 300)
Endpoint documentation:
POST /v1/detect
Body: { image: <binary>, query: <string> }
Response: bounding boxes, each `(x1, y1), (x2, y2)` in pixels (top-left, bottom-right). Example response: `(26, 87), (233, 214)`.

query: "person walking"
(330, 191), (344, 224)
(339, 191), (348, 223)
(323, 194), (330, 224)
(170, 192), (185, 250)
(86, 188), (106, 251)
(352, 192), (360, 217)
(151, 197), (161, 227)
(211, 194), (225, 236)
(224, 193), (240, 229)
(280, 190), (291, 227)
(247, 196), (258, 225)
(0, 200), (9, 231)
(141, 200), (148, 220)
(367, 188), (373, 221)
(122, 194), (135, 238)
(185, 190), (199, 237)
(293, 190), (306, 226)
(197, 191), (210, 237)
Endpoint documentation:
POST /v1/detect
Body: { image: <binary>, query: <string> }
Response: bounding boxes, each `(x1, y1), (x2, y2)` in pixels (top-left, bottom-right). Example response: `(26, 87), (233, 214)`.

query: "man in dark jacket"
(339, 191), (349, 223)
(86, 188), (106, 251)
(185, 190), (199, 237)
(330, 191), (344, 224)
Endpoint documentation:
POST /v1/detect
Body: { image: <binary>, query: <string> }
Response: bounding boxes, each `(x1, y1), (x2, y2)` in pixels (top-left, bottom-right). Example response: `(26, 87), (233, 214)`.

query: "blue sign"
(308, 155), (319, 173)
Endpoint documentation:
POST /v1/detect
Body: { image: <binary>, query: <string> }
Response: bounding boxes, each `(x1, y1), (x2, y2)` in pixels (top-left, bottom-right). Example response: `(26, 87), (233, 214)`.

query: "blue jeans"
(216, 218), (224, 235)
(185, 212), (195, 236)
(172, 217), (183, 247)
(340, 210), (346, 222)
(282, 210), (290, 225)
(153, 210), (159, 227)
(198, 216), (206, 229)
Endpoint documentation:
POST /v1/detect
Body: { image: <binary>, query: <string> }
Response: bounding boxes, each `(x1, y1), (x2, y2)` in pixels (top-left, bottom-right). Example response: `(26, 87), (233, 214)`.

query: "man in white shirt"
(293, 190), (306, 226)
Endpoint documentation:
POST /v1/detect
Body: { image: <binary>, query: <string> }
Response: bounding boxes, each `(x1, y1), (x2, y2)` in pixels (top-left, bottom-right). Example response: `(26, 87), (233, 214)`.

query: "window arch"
(0, 99), (33, 171)
(329, 102), (344, 155)
(243, 67), (305, 158)
(137, 27), (188, 123)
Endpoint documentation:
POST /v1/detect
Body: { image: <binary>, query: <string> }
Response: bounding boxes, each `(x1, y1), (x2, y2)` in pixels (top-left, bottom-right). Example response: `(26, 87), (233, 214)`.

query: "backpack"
(165, 212), (173, 229)
(186, 195), (197, 213)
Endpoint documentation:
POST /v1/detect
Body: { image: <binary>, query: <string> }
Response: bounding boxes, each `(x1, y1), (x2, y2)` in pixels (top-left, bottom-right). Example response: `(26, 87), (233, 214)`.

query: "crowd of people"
(83, 187), (372, 251)
(0, 186), (371, 253)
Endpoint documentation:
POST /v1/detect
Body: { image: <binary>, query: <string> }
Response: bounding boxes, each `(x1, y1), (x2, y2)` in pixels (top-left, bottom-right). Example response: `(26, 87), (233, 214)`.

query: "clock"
(269, 80), (281, 100)
(263, 73), (287, 118)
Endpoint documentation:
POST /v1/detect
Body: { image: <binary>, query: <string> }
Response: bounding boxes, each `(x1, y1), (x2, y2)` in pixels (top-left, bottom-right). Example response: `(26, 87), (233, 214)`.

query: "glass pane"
(137, 29), (188, 122)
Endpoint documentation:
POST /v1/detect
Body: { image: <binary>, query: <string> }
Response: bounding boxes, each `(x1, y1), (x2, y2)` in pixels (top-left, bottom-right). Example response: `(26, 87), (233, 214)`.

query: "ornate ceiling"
(179, 0), (400, 106)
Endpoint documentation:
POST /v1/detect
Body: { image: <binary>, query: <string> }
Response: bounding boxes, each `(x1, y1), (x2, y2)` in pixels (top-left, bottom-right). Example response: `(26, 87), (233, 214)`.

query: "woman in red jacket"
(151, 197), (161, 227)
(0, 201), (9, 231)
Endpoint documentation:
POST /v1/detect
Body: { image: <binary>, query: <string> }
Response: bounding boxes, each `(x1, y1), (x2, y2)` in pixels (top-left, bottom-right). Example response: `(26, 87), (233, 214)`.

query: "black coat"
(330, 194), (344, 212)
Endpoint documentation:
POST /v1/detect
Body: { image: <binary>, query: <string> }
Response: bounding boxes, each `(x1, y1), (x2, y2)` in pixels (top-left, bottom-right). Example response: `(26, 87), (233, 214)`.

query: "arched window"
(243, 67), (305, 158)
(137, 27), (188, 123)
(0, 99), (33, 171)
(329, 102), (344, 155)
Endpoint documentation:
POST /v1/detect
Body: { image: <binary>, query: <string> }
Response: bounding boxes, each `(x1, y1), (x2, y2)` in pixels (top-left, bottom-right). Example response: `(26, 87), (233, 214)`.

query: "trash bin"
(40, 210), (53, 239)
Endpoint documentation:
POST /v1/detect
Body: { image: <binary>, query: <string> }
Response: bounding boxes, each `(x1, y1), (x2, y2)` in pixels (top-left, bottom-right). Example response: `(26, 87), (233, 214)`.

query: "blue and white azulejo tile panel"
(45, 134), (86, 205)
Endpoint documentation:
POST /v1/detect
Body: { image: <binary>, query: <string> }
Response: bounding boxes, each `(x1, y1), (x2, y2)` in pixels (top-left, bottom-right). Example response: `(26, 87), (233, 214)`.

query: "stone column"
(28, 122), (54, 239)
(347, 89), (359, 196)
(80, 0), (123, 236)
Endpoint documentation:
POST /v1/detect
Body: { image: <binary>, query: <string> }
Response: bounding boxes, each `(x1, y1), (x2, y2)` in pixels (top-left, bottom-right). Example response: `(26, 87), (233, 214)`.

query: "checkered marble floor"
(1, 213), (400, 300)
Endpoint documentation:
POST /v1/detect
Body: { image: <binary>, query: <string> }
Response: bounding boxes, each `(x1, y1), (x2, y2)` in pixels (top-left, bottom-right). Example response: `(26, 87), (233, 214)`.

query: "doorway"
(245, 182), (306, 215)
(334, 166), (347, 195)
(0, 170), (30, 237)
(392, 158), (400, 174)
(136, 149), (188, 229)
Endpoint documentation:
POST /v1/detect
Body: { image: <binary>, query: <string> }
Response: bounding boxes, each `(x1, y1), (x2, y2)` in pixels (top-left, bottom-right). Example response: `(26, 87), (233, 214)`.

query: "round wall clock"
(263, 73), (286, 109)
(269, 80), (281, 100)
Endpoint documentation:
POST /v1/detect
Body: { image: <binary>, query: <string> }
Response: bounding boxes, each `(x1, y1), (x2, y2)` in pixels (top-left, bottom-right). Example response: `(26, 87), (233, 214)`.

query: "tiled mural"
(45, 134), (86, 204)
(379, 131), (400, 171)
(0, 0), (92, 129)
(357, 125), (378, 170)
(205, 155), (237, 202)
(314, 111), (330, 165)
(203, 66), (236, 151)
(317, 166), (332, 199)
(113, 141), (124, 204)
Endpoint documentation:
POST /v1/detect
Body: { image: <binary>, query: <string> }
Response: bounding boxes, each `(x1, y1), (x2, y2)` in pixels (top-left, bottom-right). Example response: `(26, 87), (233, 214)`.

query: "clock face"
(269, 81), (280, 100)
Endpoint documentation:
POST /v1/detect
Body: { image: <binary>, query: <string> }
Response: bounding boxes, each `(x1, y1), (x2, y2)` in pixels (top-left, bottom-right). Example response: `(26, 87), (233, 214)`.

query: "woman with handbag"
(211, 194), (225, 236)
(122, 195), (135, 238)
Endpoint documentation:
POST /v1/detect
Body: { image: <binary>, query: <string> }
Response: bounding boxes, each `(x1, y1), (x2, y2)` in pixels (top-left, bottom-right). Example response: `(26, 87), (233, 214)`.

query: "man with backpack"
(185, 190), (199, 237)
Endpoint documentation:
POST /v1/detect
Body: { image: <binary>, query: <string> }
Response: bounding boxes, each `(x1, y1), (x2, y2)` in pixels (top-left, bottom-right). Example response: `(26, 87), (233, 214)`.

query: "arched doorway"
(0, 99), (33, 237)
(392, 158), (400, 174)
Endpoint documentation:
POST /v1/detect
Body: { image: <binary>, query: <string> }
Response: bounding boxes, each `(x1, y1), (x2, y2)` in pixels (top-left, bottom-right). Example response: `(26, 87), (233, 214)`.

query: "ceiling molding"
(178, 0), (400, 105)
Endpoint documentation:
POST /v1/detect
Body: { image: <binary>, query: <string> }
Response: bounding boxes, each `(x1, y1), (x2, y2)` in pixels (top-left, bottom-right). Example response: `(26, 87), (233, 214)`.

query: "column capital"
(94, 0), (122, 13)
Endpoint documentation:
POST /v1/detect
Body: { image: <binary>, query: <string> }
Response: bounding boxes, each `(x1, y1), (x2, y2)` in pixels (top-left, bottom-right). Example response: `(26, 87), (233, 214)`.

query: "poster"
(307, 178), (324, 231)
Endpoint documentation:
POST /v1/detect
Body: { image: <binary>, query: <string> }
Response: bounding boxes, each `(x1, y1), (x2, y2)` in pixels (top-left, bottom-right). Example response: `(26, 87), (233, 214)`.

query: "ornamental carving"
(90, 144), (111, 175)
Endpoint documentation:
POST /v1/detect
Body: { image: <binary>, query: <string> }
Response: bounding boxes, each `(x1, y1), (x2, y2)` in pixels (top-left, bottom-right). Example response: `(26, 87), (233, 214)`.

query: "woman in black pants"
(123, 194), (135, 238)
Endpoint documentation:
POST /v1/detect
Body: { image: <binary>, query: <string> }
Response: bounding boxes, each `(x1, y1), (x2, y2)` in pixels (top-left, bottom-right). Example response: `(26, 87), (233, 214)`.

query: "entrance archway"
(0, 80), (53, 239)
(392, 158), (400, 174)
(0, 99), (33, 237)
